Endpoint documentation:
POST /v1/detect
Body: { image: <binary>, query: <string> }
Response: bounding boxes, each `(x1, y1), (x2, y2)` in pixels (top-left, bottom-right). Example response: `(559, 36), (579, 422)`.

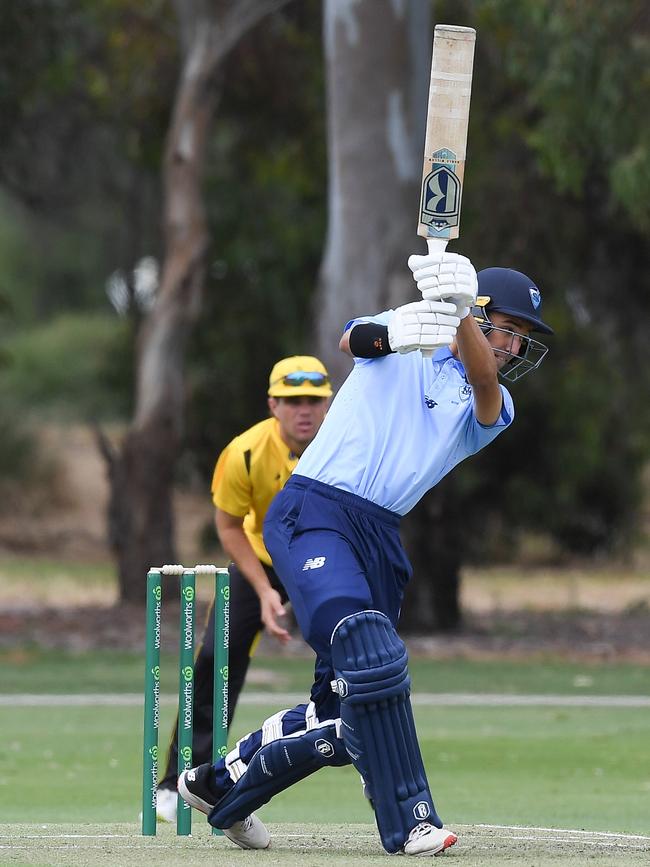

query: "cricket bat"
(417, 24), (476, 256)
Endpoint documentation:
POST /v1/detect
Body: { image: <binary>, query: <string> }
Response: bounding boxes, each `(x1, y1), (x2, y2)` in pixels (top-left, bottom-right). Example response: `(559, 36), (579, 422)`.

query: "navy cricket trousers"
(263, 474), (412, 717)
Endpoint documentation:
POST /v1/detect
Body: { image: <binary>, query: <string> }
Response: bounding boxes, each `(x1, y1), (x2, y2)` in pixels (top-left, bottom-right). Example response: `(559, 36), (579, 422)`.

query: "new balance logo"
(302, 556), (326, 571)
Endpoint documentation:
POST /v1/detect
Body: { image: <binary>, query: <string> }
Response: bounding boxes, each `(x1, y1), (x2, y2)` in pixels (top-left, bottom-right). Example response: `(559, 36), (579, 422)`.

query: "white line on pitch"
(1, 825), (648, 843)
(472, 836), (648, 849)
(472, 823), (650, 841)
(0, 835), (133, 839)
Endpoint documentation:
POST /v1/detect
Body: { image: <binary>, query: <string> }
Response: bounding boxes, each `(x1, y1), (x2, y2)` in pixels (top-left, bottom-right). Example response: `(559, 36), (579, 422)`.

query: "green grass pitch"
(0, 650), (648, 865)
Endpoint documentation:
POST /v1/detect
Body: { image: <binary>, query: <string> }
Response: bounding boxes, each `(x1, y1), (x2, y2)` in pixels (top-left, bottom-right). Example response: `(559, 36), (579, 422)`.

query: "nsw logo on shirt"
(303, 556), (326, 571)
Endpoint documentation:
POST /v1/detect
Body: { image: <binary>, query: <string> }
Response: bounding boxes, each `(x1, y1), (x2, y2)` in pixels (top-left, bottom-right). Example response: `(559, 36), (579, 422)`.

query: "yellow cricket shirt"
(211, 417), (299, 566)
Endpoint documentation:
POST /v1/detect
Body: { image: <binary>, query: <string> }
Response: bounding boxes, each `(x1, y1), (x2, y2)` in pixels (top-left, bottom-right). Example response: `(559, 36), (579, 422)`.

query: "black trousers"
(159, 560), (287, 790)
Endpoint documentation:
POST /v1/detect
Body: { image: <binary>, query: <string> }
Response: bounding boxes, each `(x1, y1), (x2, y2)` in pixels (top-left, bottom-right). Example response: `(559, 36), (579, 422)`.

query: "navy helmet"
(472, 268), (553, 382)
(476, 267), (554, 335)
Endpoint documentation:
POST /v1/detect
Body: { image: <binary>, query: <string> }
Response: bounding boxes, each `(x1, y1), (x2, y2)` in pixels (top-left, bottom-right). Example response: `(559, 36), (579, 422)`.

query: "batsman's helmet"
(472, 267), (553, 382)
(475, 268), (554, 335)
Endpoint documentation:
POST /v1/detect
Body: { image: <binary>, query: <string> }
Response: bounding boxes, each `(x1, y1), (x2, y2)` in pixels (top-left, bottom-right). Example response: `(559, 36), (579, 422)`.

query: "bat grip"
(426, 238), (448, 255)
(421, 238), (449, 358)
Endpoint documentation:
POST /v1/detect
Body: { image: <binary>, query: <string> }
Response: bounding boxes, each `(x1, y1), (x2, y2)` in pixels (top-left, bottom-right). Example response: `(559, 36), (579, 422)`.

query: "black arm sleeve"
(348, 322), (393, 358)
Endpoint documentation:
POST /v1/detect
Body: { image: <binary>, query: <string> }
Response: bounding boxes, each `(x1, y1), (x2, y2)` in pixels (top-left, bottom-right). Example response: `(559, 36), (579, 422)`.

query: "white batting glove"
(387, 300), (460, 355)
(407, 251), (478, 319)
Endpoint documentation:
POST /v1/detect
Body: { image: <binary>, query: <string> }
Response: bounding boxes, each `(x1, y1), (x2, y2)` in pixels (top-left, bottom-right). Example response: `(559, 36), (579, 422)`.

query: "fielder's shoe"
(155, 786), (177, 823)
(402, 822), (457, 856)
(178, 764), (270, 850)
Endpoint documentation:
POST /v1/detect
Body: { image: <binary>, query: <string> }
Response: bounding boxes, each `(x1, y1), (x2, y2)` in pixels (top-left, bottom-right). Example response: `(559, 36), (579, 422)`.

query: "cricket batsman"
(176, 255), (553, 855)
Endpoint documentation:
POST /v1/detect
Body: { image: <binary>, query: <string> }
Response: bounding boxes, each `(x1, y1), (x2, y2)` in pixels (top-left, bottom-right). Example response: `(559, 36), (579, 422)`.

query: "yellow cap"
(268, 355), (332, 398)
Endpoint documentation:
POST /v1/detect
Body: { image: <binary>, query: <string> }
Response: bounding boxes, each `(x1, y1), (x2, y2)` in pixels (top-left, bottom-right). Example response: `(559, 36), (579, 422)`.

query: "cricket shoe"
(178, 764), (217, 814)
(402, 823), (457, 857)
(178, 764), (271, 850)
(155, 786), (177, 823)
(221, 814), (271, 850)
(136, 786), (176, 824)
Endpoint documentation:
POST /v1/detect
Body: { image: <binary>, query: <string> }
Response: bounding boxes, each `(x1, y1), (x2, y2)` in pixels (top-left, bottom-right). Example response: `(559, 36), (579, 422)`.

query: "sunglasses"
(273, 371), (330, 388)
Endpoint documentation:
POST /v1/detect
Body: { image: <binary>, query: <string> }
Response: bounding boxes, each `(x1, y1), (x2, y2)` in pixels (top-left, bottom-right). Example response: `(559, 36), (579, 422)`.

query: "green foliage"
(479, 1), (650, 229)
(1, 313), (133, 419)
(0, 0), (173, 332)
(0, 265), (47, 490)
(0, 0), (176, 203)
(0, 193), (114, 326)
(0, 384), (57, 509)
(185, 1), (326, 472)
(463, 328), (647, 557)
(1, 0), (649, 560)
(0, 405), (38, 483)
(433, 0), (650, 558)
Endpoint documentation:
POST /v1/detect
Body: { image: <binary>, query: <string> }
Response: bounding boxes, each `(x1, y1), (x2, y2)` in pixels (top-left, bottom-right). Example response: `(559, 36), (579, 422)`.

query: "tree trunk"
(316, 0), (431, 383)
(316, 0), (463, 630)
(100, 0), (292, 604)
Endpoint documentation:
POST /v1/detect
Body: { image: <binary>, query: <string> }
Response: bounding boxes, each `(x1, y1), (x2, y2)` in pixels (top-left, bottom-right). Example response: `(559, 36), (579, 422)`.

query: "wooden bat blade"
(417, 24), (476, 245)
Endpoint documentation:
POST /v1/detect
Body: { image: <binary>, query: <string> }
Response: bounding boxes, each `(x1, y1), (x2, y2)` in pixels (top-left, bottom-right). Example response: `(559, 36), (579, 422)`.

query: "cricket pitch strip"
(1, 822), (649, 866)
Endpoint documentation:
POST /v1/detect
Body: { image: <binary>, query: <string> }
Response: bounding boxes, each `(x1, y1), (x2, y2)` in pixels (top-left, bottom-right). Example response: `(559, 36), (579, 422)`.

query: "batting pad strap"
(261, 708), (290, 745)
(223, 707), (292, 783)
(331, 610), (441, 854)
(305, 701), (319, 730)
(224, 746), (247, 783)
(209, 722), (350, 830)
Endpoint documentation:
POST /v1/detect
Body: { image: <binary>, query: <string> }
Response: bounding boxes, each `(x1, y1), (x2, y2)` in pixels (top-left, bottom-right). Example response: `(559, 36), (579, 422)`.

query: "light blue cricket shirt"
(295, 310), (514, 516)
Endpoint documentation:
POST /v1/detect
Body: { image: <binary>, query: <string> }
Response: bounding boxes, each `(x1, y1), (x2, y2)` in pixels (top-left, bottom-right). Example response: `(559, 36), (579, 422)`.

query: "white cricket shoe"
(155, 786), (178, 823)
(222, 814), (271, 850)
(178, 765), (270, 850)
(403, 822), (457, 856)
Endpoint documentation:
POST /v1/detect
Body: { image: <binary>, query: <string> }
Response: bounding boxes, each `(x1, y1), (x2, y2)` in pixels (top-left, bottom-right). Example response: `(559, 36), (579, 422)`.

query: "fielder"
(177, 252), (553, 855)
(155, 356), (331, 821)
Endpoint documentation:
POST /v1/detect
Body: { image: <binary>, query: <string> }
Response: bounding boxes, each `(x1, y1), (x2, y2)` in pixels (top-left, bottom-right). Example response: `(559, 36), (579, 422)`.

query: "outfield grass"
(1, 686), (649, 835)
(2, 647), (649, 696)
(1, 555), (649, 863)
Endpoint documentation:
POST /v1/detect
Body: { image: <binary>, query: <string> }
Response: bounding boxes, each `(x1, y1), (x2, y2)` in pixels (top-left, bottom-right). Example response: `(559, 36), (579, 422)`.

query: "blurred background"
(2, 3), (650, 850)
(1, 0), (649, 640)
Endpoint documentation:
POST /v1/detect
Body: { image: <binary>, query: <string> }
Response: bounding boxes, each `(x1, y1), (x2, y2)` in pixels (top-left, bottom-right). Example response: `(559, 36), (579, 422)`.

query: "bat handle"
(421, 238), (449, 358)
(426, 237), (448, 255)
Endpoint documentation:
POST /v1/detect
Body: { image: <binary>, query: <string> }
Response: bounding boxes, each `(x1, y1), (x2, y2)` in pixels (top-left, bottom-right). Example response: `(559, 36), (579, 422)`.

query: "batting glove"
(387, 300), (460, 355)
(407, 251), (478, 319)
